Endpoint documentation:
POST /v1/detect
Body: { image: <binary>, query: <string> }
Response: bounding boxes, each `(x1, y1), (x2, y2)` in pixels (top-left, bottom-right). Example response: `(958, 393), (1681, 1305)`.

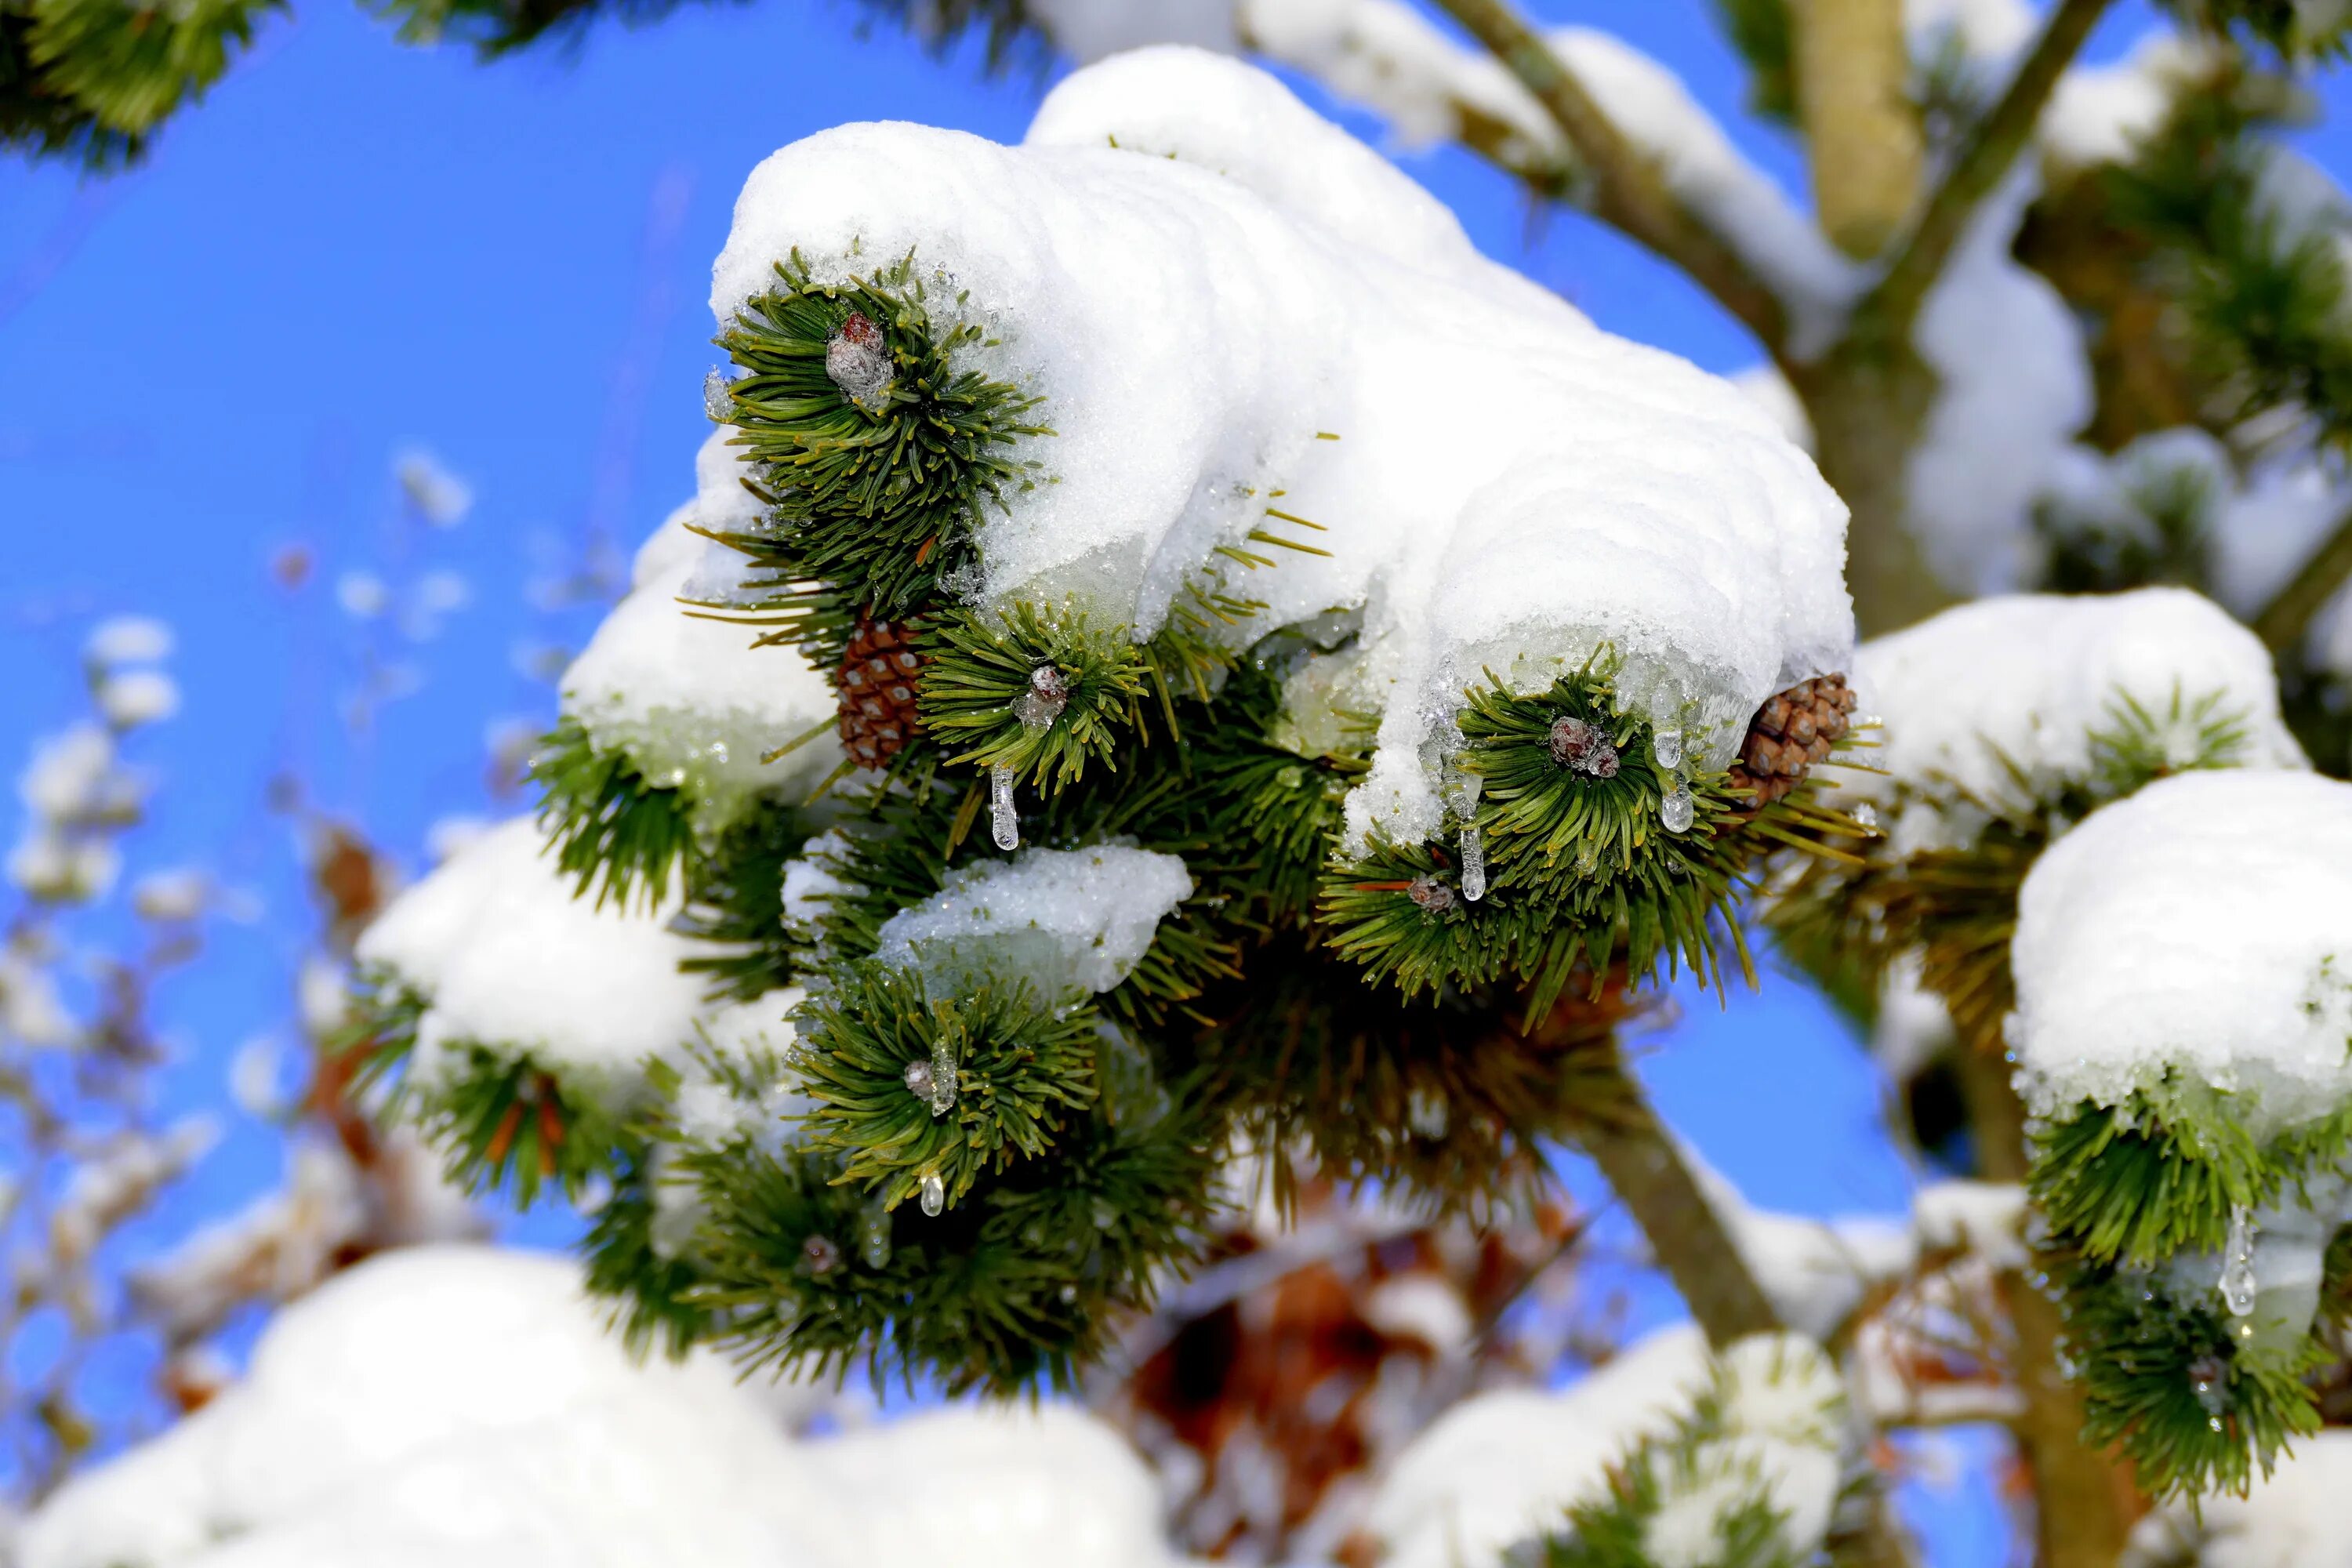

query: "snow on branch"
(19, 1247), (1191, 1568)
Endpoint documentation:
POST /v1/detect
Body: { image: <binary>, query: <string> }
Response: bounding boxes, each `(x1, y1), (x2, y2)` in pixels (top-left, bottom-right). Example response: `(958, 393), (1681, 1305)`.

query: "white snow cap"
(873, 844), (1192, 998)
(713, 49), (1849, 852)
(1367, 1326), (1710, 1568)
(1368, 1327), (1846, 1568)
(2009, 769), (2352, 1135)
(561, 432), (844, 824)
(354, 817), (710, 1103)
(1842, 589), (2304, 855)
(2124, 1428), (2352, 1568)
(22, 1246), (1190, 1568)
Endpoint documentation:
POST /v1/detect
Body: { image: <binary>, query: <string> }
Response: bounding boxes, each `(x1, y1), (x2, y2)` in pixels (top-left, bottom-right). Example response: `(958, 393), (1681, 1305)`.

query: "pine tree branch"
(1427, 0), (1791, 348)
(1860, 0), (2116, 337)
(1578, 1044), (1782, 1346)
(1793, 0), (1922, 257)
(2251, 499), (2352, 655)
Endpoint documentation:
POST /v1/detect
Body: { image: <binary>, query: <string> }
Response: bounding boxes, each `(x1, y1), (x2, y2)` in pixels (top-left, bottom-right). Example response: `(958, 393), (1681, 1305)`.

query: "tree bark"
(1788, 336), (1956, 638)
(1953, 1047), (2141, 1568)
(1794, 0), (1922, 258)
(1579, 1051), (1783, 1346)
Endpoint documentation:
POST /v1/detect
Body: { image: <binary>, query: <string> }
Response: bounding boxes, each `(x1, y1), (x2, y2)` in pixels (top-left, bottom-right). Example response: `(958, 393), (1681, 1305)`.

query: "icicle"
(858, 1203), (892, 1269)
(1458, 825), (1487, 902)
(1652, 726), (1684, 771)
(702, 366), (732, 422)
(990, 763), (1020, 851)
(919, 1171), (946, 1218)
(1661, 776), (1696, 834)
(2220, 1205), (2258, 1317)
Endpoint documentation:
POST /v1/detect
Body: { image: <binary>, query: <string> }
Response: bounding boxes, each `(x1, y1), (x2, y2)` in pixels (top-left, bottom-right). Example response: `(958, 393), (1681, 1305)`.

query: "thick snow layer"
(1642, 1336), (1844, 1568)
(22, 1247), (1190, 1568)
(2043, 32), (2201, 169)
(2009, 770), (2352, 1134)
(561, 434), (844, 823)
(712, 50), (1851, 851)
(1026, 45), (1499, 286)
(353, 817), (711, 1102)
(1368, 1328), (1846, 1568)
(873, 844), (1192, 999)
(1841, 590), (2304, 855)
(1907, 172), (2092, 593)
(2125, 1430), (2352, 1568)
(1905, 0), (2034, 60)
(1367, 1326), (1708, 1568)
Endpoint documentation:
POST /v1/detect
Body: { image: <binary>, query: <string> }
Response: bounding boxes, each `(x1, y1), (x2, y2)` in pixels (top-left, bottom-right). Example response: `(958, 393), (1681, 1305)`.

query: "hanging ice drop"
(1458, 825), (1487, 902)
(858, 1202), (893, 1269)
(2187, 1353), (2228, 1419)
(2220, 1205), (2258, 1317)
(1653, 727), (1684, 771)
(1661, 779), (1696, 834)
(990, 763), (1020, 851)
(702, 366), (732, 422)
(919, 1171), (946, 1218)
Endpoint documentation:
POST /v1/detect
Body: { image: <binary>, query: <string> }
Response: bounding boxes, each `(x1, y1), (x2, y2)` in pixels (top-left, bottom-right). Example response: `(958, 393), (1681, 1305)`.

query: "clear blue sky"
(0, 0), (2319, 1557)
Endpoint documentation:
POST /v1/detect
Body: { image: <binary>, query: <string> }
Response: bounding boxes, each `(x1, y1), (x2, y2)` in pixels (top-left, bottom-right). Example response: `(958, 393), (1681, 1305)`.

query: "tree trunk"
(1794, 0), (1922, 258)
(1788, 337), (1956, 639)
(1954, 1047), (2142, 1568)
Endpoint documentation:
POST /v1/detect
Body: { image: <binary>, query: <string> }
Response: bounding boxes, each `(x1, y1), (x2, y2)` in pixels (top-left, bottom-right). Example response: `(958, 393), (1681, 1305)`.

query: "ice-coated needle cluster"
(871, 844), (1193, 1000)
(710, 47), (1852, 854)
(560, 431), (844, 828)
(2008, 771), (2352, 1139)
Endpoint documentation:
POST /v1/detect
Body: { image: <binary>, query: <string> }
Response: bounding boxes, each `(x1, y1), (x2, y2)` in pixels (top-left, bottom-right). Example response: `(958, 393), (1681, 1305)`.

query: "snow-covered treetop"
(2009, 768), (2352, 1134)
(1841, 587), (2303, 854)
(712, 46), (1851, 850)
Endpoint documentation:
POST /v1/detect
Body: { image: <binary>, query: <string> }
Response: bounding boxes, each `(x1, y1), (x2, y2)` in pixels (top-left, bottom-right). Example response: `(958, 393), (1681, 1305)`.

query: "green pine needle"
(531, 716), (699, 913)
(793, 966), (1102, 1211)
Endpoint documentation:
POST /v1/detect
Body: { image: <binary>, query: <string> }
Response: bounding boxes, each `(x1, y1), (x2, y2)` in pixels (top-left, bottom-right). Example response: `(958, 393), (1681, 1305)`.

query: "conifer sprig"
(685, 1100), (1221, 1396)
(793, 967), (1101, 1211)
(916, 604), (1148, 792)
(531, 715), (699, 912)
(2061, 1247), (2332, 1500)
(709, 247), (1051, 660)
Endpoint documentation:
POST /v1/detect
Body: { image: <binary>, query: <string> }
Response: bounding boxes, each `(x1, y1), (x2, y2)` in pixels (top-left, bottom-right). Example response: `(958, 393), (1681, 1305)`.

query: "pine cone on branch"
(838, 617), (925, 768)
(1728, 673), (1856, 808)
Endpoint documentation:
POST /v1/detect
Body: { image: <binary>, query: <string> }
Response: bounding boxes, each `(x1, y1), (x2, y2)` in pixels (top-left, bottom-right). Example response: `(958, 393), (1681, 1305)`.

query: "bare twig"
(1577, 1047), (1782, 1346)
(2252, 498), (2352, 654)
(1428, 0), (1792, 348)
(1863, 0), (2118, 337)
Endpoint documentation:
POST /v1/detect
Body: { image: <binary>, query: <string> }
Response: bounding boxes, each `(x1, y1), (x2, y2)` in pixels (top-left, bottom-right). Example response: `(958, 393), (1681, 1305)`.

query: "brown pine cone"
(837, 618), (924, 768)
(1728, 673), (1857, 807)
